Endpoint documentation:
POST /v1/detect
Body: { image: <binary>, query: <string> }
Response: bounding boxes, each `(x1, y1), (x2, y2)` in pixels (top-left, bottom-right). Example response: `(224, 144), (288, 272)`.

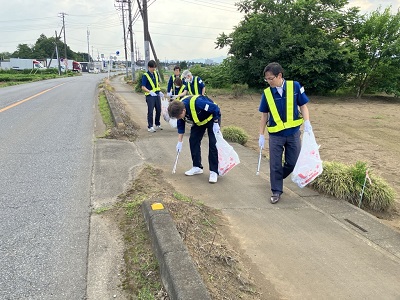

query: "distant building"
(205, 59), (214, 65)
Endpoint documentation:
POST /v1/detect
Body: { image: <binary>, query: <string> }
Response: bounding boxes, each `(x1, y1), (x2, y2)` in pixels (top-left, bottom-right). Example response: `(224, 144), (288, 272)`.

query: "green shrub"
(311, 161), (354, 201)
(221, 126), (248, 145)
(135, 71), (145, 92)
(310, 161), (396, 212)
(231, 83), (248, 97)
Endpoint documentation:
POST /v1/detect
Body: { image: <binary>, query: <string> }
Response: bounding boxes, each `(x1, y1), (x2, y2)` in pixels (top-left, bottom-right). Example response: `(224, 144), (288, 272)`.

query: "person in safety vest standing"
(168, 95), (221, 183)
(141, 60), (164, 132)
(167, 66), (185, 100)
(181, 70), (206, 96)
(258, 62), (312, 204)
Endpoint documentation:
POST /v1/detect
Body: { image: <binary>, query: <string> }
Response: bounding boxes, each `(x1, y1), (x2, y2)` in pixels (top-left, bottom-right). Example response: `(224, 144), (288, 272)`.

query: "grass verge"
(103, 165), (261, 299)
(98, 90), (114, 133)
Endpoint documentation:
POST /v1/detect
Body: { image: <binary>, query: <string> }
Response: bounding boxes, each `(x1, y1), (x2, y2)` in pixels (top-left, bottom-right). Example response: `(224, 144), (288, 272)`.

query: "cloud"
(1, 0), (398, 62)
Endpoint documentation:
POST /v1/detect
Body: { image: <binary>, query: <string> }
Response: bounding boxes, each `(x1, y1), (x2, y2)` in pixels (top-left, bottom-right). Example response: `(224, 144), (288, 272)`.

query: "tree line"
(0, 34), (89, 64)
(2, 0), (399, 97)
(214, 0), (400, 98)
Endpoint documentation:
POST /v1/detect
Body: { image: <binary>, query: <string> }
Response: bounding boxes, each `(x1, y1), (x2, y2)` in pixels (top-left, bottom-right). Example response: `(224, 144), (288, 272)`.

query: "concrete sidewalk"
(109, 76), (400, 300)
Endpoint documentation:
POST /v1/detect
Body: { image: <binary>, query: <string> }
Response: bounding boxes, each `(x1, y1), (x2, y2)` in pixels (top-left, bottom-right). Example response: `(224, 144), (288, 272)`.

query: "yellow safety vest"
(144, 70), (161, 95)
(175, 85), (185, 100)
(185, 95), (213, 126)
(264, 80), (303, 133)
(187, 76), (200, 95)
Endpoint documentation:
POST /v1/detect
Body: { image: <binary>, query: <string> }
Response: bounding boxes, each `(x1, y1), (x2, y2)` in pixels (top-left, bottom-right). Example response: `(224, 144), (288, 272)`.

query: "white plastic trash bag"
(161, 97), (170, 122)
(291, 131), (323, 188)
(215, 131), (240, 176)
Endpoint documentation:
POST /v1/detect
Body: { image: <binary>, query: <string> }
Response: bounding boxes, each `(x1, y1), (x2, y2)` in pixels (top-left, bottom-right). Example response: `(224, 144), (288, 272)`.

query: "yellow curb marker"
(151, 203), (164, 210)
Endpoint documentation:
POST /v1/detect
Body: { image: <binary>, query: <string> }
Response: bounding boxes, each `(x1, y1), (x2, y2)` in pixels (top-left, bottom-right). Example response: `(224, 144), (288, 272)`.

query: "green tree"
(179, 61), (188, 70)
(0, 52), (12, 60)
(31, 34), (55, 59)
(348, 7), (400, 97)
(11, 34), (82, 61)
(12, 44), (34, 58)
(216, 0), (360, 94)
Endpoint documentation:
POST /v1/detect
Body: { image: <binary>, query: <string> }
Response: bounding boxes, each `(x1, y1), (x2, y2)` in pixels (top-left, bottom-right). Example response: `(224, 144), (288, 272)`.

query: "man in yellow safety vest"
(168, 95), (221, 183)
(258, 62), (312, 204)
(141, 60), (164, 132)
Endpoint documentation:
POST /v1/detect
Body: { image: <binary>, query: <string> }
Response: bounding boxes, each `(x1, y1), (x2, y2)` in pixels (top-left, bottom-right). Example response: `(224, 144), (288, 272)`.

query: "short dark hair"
(174, 77), (183, 86)
(148, 60), (157, 68)
(263, 62), (284, 77)
(168, 100), (185, 118)
(173, 65), (181, 71)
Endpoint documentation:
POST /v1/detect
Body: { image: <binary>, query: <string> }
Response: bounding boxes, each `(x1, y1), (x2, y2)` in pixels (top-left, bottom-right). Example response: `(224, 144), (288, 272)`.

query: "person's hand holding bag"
(213, 122), (220, 134)
(304, 120), (312, 133)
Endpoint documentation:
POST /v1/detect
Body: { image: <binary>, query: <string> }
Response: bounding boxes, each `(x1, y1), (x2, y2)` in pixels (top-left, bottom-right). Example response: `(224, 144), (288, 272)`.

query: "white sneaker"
(148, 127), (156, 132)
(156, 125), (163, 130)
(209, 171), (218, 183)
(185, 167), (203, 176)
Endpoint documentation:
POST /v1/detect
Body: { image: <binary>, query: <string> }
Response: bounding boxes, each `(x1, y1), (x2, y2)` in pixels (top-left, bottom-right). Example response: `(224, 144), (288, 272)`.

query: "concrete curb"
(104, 89), (125, 129)
(141, 199), (211, 300)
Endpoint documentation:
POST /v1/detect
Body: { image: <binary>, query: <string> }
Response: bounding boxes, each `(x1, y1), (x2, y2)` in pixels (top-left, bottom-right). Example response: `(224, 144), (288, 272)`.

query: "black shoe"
(270, 194), (281, 204)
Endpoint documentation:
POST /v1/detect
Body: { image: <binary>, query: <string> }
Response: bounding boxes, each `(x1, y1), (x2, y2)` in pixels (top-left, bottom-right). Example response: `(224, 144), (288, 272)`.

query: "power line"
(176, 0), (238, 12)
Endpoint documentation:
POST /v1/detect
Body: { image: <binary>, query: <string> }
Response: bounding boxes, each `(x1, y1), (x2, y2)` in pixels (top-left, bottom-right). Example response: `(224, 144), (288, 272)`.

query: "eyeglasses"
(264, 76), (276, 82)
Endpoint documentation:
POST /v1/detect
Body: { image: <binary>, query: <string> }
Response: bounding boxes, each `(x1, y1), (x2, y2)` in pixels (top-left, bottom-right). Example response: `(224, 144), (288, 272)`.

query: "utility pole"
(59, 12), (68, 70)
(47, 28), (63, 70)
(87, 27), (91, 68)
(115, 0), (129, 78)
(142, 0), (150, 69)
(135, 40), (139, 62)
(136, 0), (163, 80)
(127, 0), (135, 81)
(55, 30), (61, 75)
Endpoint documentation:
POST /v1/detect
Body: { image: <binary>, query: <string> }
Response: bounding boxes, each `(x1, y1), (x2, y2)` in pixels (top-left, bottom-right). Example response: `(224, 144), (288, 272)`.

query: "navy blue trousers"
(145, 95), (161, 128)
(189, 121), (218, 173)
(269, 130), (301, 195)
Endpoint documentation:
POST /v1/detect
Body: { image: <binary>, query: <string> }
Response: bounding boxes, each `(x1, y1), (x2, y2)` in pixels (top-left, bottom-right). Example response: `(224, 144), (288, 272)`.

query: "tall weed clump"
(311, 161), (396, 212)
(231, 83), (248, 98)
(221, 126), (248, 145)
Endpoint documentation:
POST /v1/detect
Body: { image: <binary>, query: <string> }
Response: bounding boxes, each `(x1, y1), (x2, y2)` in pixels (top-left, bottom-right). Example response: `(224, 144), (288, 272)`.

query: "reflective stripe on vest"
(188, 76), (200, 95)
(175, 85), (186, 100)
(189, 95), (213, 126)
(144, 71), (161, 95)
(264, 80), (303, 133)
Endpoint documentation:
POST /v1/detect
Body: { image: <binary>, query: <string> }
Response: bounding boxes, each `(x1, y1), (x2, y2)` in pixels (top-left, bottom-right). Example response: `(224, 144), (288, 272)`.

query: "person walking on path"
(168, 95), (221, 183)
(258, 62), (312, 204)
(167, 66), (185, 99)
(141, 60), (164, 132)
(181, 70), (206, 96)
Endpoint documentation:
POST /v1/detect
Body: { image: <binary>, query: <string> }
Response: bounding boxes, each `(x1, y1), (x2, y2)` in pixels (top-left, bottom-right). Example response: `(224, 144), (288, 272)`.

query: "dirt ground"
(212, 92), (400, 232)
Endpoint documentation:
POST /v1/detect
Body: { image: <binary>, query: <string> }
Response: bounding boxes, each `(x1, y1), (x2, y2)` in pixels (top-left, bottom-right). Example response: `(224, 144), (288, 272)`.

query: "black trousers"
(189, 120), (218, 173)
(145, 95), (161, 128)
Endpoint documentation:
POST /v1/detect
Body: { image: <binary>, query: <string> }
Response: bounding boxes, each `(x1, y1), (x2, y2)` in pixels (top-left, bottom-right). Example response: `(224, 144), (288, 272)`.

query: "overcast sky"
(0, 0), (399, 62)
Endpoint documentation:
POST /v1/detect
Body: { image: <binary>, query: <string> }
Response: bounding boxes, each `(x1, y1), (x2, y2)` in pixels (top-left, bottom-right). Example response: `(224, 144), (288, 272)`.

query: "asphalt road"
(0, 74), (106, 299)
